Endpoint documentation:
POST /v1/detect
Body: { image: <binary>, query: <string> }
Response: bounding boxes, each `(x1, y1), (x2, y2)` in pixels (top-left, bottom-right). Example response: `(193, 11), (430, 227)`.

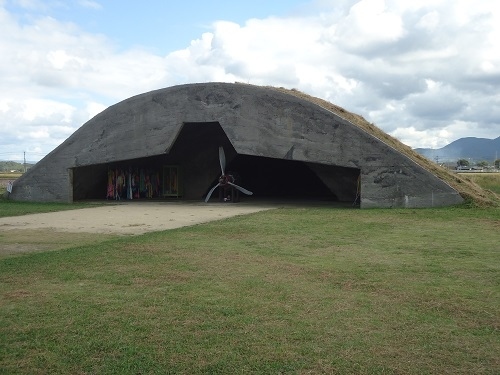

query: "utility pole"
(23, 151), (26, 173)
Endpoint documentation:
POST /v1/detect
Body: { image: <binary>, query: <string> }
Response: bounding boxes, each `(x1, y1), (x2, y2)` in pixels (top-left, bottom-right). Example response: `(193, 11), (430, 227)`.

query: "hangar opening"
(208, 154), (360, 204)
(71, 154), (169, 201)
(71, 121), (360, 205)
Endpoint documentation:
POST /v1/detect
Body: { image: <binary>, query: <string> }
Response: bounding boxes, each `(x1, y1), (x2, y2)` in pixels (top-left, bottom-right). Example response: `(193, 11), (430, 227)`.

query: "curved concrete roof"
(10, 82), (463, 207)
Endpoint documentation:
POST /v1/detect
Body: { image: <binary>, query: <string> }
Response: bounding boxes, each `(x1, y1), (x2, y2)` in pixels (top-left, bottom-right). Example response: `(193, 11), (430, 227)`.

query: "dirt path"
(0, 201), (273, 236)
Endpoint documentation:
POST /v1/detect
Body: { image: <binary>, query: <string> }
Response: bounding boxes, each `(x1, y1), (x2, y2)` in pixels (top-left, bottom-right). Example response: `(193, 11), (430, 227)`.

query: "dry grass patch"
(460, 172), (500, 195)
(0, 229), (117, 257)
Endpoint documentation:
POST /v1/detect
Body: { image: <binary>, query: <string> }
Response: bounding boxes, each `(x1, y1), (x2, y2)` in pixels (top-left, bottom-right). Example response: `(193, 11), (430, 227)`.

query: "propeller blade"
(204, 183), (220, 203)
(228, 181), (253, 195)
(219, 146), (226, 175)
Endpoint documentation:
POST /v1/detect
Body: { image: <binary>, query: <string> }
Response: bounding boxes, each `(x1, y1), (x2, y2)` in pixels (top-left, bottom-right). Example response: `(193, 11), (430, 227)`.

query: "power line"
(0, 152), (46, 156)
(0, 151), (46, 162)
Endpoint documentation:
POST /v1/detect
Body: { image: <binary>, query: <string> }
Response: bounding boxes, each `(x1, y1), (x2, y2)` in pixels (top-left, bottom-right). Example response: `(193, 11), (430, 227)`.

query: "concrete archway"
(11, 83), (462, 208)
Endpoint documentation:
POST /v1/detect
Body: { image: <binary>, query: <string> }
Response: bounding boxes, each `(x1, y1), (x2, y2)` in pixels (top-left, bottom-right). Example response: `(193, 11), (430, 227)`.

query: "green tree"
(457, 159), (470, 167)
(495, 159), (500, 169)
(0, 161), (24, 172)
(476, 160), (488, 168)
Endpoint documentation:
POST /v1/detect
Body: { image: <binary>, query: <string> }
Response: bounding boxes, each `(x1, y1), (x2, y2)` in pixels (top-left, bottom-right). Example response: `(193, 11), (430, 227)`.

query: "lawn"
(0, 199), (102, 218)
(1, 206), (499, 374)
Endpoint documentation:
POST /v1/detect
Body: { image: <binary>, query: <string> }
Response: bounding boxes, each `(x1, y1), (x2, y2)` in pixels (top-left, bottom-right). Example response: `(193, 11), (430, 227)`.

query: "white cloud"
(416, 11), (440, 31)
(333, 0), (406, 52)
(78, 0), (101, 10)
(12, 0), (47, 11)
(84, 101), (107, 120)
(0, 0), (499, 161)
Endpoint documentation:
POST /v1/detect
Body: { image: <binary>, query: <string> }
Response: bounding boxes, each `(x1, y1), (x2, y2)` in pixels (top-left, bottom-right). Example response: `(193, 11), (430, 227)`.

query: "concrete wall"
(10, 82), (463, 207)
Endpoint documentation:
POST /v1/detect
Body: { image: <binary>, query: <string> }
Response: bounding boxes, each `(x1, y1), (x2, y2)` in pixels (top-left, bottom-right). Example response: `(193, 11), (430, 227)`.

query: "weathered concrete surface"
(10, 82), (463, 208)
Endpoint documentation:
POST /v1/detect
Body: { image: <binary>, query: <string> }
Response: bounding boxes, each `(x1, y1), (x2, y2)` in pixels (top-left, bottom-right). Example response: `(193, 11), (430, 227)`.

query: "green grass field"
(1, 206), (499, 374)
(0, 199), (102, 218)
(462, 172), (500, 195)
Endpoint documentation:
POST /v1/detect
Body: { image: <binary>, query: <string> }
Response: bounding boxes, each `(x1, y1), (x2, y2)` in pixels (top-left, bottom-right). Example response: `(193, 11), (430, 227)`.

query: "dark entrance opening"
(218, 155), (335, 200)
(71, 121), (360, 205)
(72, 154), (168, 201)
(204, 153), (360, 204)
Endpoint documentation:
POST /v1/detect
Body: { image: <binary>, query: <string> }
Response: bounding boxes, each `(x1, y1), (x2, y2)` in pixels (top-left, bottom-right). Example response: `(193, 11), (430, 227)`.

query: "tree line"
(0, 161), (34, 172)
(457, 159), (500, 169)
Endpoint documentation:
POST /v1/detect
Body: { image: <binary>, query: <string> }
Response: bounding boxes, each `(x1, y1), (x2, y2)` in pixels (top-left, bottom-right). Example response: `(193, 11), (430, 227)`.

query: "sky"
(1, 0), (499, 162)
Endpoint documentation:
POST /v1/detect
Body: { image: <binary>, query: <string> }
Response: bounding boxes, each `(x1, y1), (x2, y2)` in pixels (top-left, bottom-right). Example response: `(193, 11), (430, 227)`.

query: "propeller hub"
(219, 174), (234, 187)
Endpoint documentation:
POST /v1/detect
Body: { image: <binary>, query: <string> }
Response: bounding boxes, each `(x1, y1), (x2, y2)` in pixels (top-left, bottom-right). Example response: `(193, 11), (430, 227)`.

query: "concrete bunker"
(71, 121), (360, 203)
(9, 82), (463, 208)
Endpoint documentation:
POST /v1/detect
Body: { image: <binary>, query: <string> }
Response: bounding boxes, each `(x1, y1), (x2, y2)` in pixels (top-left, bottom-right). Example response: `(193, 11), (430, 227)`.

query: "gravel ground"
(0, 201), (273, 236)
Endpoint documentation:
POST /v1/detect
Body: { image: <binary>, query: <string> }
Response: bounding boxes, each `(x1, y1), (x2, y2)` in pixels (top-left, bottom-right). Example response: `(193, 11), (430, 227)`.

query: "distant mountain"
(415, 136), (500, 163)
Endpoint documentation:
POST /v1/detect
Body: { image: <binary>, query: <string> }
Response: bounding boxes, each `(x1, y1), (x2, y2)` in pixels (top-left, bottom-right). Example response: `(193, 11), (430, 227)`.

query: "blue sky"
(5, 1), (310, 54)
(1, 0), (499, 162)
